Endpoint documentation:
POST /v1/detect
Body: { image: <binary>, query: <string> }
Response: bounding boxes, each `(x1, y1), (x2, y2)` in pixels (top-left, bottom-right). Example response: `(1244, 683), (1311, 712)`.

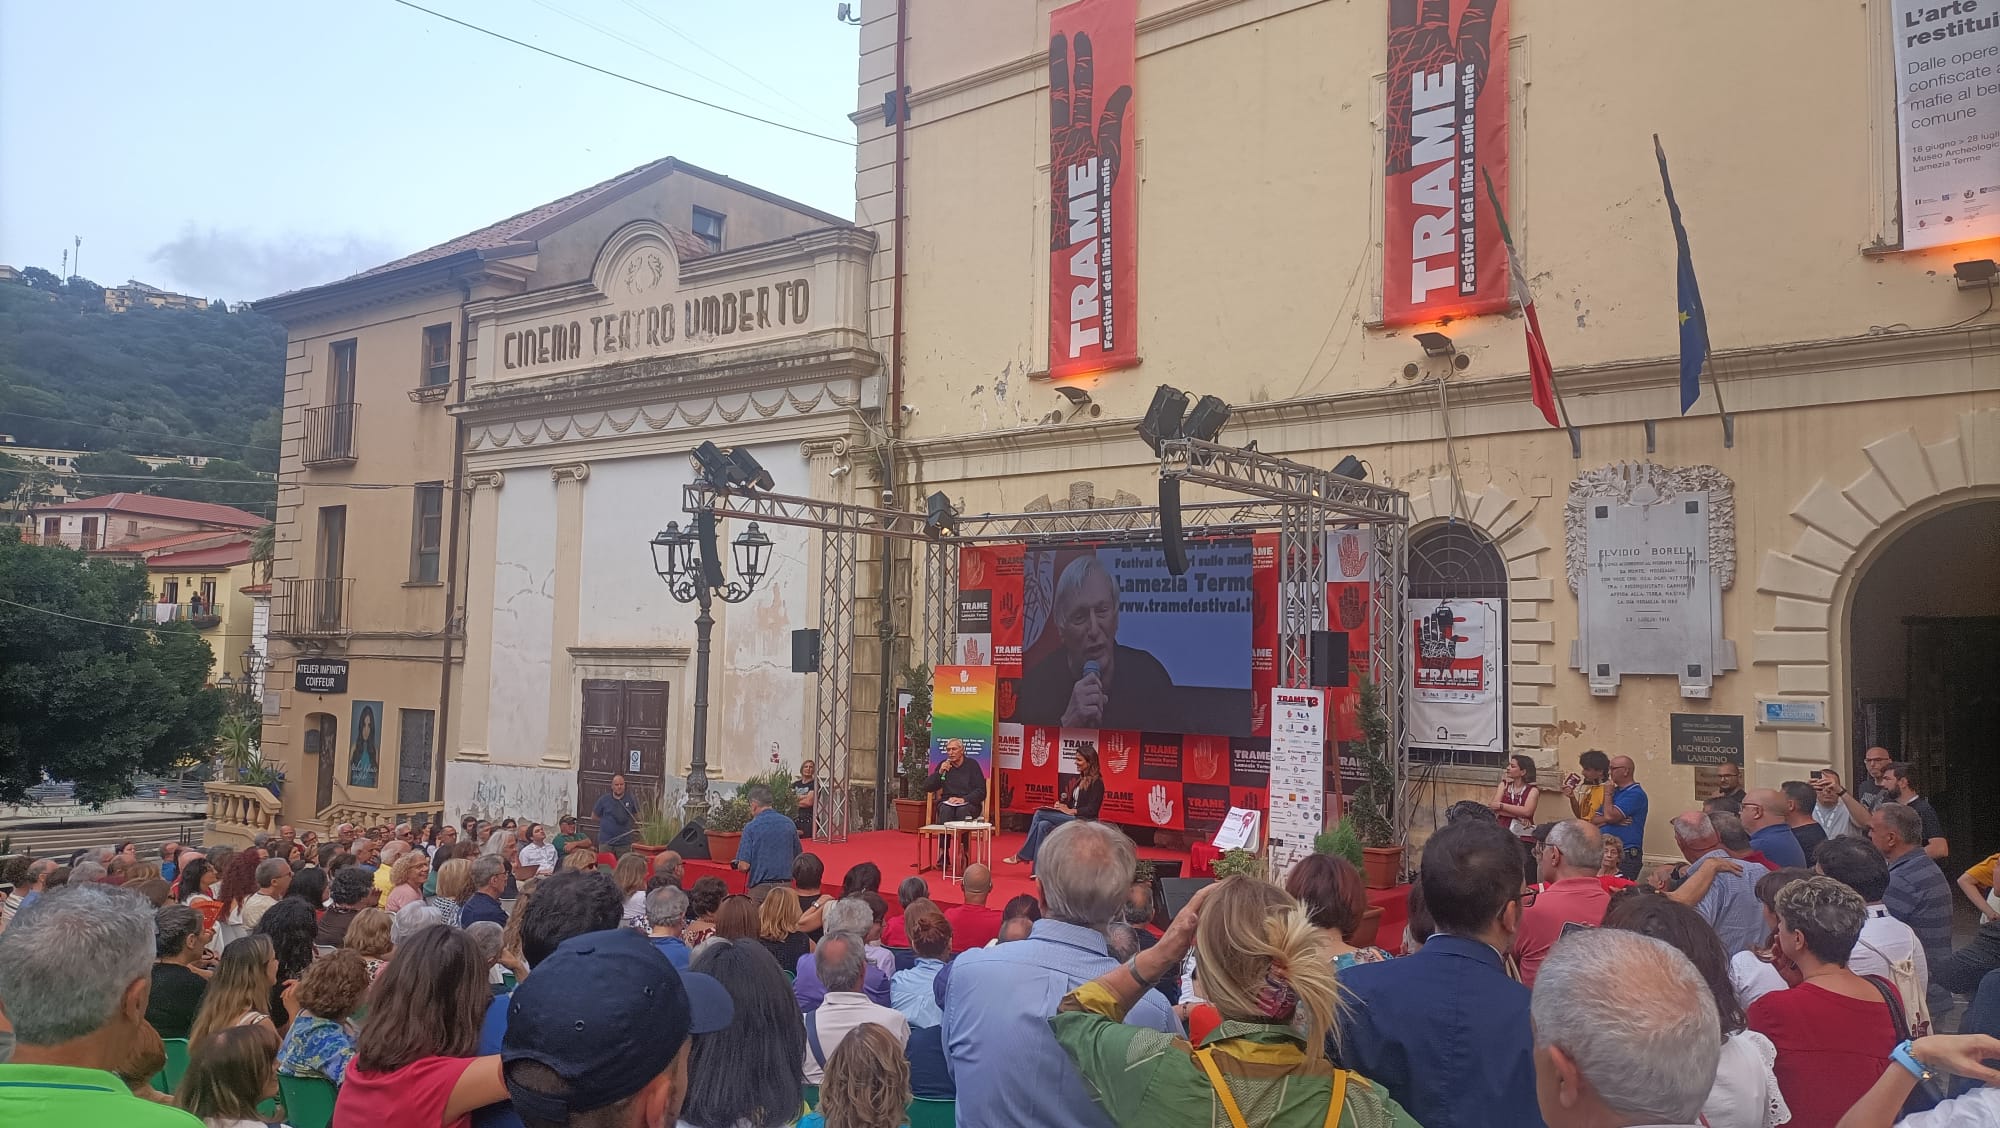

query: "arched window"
(1408, 522), (1508, 768)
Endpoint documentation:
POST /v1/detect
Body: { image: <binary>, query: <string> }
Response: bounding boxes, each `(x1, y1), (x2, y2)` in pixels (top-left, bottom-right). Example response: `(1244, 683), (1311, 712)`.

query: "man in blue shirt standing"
(592, 773), (640, 856)
(1336, 817), (1542, 1128)
(944, 819), (1176, 1128)
(732, 784), (800, 891)
(1740, 788), (1808, 869)
(1594, 754), (1649, 881)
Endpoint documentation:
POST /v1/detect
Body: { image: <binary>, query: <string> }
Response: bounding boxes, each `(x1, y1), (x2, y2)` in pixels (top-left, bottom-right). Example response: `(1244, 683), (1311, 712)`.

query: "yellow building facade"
(851, 0), (2000, 865)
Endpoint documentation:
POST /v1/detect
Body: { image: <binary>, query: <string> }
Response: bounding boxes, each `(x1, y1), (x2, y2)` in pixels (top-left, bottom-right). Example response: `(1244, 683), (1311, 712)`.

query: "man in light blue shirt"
(943, 820), (1176, 1128)
(1671, 810), (1770, 957)
(732, 784), (801, 889)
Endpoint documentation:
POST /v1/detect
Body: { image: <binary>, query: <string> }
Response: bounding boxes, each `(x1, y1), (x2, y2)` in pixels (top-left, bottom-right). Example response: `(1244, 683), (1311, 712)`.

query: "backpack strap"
(804, 1010), (828, 1068)
(1195, 1047), (1347, 1128)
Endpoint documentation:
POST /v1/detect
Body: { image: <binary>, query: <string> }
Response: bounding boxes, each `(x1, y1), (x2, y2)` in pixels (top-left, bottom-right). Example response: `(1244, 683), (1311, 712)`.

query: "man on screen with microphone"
(1015, 555), (1180, 732)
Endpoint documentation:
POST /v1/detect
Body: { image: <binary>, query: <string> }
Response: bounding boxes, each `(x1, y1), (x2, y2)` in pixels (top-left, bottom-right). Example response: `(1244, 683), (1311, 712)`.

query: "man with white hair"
(1671, 810), (1770, 956)
(0, 883), (201, 1126)
(645, 886), (693, 969)
(1515, 819), (1611, 987)
(944, 819), (1175, 1128)
(802, 932), (908, 1085)
(1533, 928), (1720, 1127)
(372, 839), (408, 895)
(793, 895), (891, 1009)
(242, 857), (291, 928)
(1013, 554), (1183, 731)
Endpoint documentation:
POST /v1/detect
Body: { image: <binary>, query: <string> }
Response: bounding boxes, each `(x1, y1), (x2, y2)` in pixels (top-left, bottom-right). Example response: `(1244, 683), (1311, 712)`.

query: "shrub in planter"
(1314, 820), (1365, 872)
(1211, 848), (1265, 880)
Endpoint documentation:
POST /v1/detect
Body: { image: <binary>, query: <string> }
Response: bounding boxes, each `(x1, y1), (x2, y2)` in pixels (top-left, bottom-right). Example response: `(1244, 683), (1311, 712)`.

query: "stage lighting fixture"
(1158, 475), (1188, 577)
(1332, 455), (1367, 481)
(728, 447), (776, 491)
(1055, 385), (1094, 406)
(690, 440), (737, 488)
(1957, 259), (2000, 289)
(1183, 395), (1232, 443)
(1137, 384), (1190, 454)
(924, 491), (959, 540)
(1414, 331), (1456, 357)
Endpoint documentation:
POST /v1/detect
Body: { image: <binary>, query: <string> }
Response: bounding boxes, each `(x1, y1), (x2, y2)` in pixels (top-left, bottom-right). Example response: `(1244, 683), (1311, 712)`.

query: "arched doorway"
(1407, 520), (1509, 769)
(1846, 498), (2000, 870)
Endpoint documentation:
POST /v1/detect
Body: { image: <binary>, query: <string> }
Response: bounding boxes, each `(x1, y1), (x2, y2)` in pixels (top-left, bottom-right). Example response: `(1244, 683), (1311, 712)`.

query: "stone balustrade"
(318, 799), (446, 834)
(204, 782), (283, 846)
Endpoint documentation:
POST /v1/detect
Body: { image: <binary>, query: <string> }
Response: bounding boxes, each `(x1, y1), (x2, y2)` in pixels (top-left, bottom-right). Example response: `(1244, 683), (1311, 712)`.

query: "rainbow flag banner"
(930, 665), (997, 775)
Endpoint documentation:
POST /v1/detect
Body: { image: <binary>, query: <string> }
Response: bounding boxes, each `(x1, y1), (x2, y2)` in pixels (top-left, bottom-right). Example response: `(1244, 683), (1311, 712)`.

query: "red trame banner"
(1382, 0), (1510, 326)
(1048, 0), (1139, 379)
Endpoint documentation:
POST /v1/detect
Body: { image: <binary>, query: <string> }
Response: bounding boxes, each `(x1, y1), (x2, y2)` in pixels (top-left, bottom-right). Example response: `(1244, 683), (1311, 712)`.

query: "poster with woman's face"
(349, 700), (382, 788)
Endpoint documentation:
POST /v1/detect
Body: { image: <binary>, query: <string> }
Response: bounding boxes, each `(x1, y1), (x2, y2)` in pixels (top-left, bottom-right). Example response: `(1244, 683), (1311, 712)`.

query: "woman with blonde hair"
(614, 852), (650, 929)
(756, 885), (811, 969)
(340, 907), (395, 978)
(384, 850), (431, 914)
(800, 1022), (911, 1128)
(1052, 877), (1419, 1128)
(190, 935), (285, 1045)
(428, 856), (474, 926)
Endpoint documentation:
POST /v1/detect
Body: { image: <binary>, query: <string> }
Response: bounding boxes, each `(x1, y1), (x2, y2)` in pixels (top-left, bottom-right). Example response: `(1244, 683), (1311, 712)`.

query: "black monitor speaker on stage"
(1309, 629), (1350, 688)
(666, 821), (710, 860)
(1160, 876), (1214, 923)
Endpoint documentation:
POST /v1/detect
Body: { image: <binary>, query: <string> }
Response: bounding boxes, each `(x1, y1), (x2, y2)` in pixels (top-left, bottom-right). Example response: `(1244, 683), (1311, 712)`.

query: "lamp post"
(650, 509), (773, 824)
(214, 645), (266, 719)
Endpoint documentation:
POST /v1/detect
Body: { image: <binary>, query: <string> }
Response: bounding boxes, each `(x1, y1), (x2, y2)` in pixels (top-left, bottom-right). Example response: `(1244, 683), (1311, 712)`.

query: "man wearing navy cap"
(502, 928), (733, 1127)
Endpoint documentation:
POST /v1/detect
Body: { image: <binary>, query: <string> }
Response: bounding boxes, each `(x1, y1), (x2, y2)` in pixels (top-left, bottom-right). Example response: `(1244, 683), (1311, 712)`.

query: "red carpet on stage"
(678, 827), (1410, 947)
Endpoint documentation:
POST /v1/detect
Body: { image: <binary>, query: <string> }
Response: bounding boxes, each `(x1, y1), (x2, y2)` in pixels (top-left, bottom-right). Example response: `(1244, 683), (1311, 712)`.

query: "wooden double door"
(578, 679), (669, 837)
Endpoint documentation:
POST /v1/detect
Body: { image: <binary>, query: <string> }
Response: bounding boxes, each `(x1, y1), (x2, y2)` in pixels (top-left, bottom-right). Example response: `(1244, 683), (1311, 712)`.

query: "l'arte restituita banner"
(1382, 0), (1511, 326)
(1048, 0), (1139, 379)
(1892, 0), (2000, 248)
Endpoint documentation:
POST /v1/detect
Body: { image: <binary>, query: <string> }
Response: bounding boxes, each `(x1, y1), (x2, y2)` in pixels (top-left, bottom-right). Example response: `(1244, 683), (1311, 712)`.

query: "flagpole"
(1703, 354), (1734, 449)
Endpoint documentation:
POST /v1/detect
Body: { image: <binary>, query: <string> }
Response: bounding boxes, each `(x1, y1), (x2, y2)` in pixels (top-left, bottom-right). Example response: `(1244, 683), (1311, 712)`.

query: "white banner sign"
(1267, 686), (1327, 883)
(1893, 0), (2000, 248)
(1409, 597), (1505, 754)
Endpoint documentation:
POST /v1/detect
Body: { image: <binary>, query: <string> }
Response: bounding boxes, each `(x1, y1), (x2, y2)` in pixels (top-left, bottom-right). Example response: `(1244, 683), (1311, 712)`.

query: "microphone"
(1082, 660), (1100, 680)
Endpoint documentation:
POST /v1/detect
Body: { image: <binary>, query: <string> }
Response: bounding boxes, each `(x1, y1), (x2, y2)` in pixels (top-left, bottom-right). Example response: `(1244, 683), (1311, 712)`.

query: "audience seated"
(679, 937), (802, 1128)
(803, 932), (908, 1086)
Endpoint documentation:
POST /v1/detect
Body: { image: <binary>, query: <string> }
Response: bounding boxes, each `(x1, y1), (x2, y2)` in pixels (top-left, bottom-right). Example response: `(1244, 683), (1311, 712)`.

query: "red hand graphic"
(1385, 0), (1497, 174)
(1049, 31), (1133, 251)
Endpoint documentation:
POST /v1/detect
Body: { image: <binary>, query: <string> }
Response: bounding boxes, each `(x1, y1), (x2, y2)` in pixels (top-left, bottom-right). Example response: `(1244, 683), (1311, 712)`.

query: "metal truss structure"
(689, 441), (1416, 843)
(1159, 439), (1416, 844)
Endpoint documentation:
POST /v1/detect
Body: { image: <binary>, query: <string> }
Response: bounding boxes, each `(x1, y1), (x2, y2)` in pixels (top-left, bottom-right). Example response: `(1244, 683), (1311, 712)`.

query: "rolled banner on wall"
(1048, 0), (1140, 379)
(1382, 0), (1511, 326)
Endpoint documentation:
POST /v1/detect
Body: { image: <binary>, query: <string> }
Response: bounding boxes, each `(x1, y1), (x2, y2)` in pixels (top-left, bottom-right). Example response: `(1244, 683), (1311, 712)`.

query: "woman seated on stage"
(1005, 746), (1102, 873)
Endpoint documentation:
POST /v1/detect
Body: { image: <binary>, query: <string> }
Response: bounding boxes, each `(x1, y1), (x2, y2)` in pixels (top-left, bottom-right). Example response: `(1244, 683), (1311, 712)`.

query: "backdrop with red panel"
(966, 532), (1373, 837)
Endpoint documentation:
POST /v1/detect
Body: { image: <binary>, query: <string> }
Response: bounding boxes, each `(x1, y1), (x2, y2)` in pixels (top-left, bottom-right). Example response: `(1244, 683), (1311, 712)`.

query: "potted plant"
(633, 786), (684, 860)
(1210, 847), (1265, 880)
(1349, 678), (1402, 889)
(893, 665), (934, 834)
(703, 793), (752, 864)
(1313, 820), (1383, 946)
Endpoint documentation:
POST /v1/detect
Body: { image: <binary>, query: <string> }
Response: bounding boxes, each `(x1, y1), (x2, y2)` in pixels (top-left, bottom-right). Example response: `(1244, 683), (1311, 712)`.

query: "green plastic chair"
(907, 1097), (956, 1128)
(279, 1074), (339, 1128)
(152, 1038), (189, 1094)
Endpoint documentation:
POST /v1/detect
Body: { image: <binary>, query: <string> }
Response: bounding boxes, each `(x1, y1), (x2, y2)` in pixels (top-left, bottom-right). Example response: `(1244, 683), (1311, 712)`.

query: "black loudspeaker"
(667, 820), (710, 860)
(1144, 859), (1186, 929)
(792, 629), (822, 673)
(1159, 476), (1187, 576)
(1160, 876), (1215, 922)
(1309, 629), (1350, 688)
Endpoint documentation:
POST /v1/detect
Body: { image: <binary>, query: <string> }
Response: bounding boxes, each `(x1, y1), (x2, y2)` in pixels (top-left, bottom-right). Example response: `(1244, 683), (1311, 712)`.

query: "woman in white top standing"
(518, 822), (557, 876)
(1604, 893), (1789, 1128)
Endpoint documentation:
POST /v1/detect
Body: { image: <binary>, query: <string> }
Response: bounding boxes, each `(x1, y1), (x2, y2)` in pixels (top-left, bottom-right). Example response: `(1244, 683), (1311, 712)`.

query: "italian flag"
(1483, 169), (1560, 429)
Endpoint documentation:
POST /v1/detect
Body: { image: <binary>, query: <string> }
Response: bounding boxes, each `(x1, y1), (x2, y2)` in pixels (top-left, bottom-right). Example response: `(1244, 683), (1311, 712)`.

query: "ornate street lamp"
(649, 509), (773, 823)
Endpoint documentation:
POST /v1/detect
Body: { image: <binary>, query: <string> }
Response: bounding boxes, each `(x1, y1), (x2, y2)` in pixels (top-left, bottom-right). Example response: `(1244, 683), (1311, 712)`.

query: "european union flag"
(1655, 135), (1709, 414)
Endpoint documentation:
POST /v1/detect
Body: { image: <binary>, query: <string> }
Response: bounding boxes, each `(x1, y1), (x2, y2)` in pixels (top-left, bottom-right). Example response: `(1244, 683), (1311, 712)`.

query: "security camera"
(880, 489), (897, 506)
(899, 403), (918, 415)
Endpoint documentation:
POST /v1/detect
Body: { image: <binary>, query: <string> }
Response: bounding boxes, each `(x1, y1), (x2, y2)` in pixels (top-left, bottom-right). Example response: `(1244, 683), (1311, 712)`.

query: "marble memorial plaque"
(1566, 463), (1737, 698)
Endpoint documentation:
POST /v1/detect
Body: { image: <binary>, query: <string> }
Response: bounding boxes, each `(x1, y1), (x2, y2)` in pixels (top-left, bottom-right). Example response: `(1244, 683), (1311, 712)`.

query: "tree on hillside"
(21, 266), (61, 292)
(0, 449), (60, 515)
(146, 457), (276, 518)
(73, 449), (153, 498)
(0, 528), (224, 802)
(65, 276), (105, 307)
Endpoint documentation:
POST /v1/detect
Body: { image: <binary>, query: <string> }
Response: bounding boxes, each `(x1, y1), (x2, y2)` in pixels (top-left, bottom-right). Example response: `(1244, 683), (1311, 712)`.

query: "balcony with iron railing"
(273, 577), (353, 636)
(301, 402), (359, 466)
(142, 601), (223, 630)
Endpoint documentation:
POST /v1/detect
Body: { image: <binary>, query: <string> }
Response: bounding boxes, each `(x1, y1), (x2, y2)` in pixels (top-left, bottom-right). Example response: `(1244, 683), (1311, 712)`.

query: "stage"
(676, 827), (1409, 946)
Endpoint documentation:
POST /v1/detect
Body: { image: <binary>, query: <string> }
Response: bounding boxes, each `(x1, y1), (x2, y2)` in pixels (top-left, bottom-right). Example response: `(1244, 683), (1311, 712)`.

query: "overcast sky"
(0, 0), (859, 302)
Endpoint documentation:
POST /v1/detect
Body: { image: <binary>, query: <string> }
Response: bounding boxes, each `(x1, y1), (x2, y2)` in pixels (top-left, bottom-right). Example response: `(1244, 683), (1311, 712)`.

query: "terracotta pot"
(705, 830), (743, 865)
(1346, 904), (1385, 948)
(1361, 844), (1403, 890)
(630, 843), (670, 858)
(893, 797), (928, 834)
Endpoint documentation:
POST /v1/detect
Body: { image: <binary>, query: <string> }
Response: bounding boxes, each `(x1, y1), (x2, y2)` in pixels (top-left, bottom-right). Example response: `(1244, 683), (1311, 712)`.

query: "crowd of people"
(1, 743), (1999, 1128)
